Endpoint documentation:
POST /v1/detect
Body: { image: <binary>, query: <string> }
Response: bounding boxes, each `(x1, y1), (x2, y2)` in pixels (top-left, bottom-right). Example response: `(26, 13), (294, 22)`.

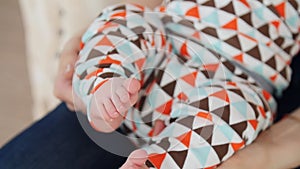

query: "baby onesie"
(73, 0), (300, 168)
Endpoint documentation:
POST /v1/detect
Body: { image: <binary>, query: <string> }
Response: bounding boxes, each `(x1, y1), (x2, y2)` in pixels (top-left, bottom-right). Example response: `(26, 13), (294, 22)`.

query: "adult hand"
(54, 31), (84, 112)
(218, 108), (300, 169)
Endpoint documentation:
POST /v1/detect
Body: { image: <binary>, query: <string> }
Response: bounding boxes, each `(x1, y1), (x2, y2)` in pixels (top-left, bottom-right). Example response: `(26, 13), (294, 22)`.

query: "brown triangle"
(113, 5), (126, 10)
(202, 27), (218, 37)
(177, 116), (195, 129)
(230, 121), (247, 138)
(111, 19), (127, 26)
(108, 30), (127, 39)
(274, 37), (284, 47)
(266, 57), (276, 69)
(224, 35), (241, 50)
(249, 102), (259, 118)
(246, 46), (261, 60)
(221, 2), (235, 14)
(162, 81), (177, 96)
(284, 45), (292, 54)
(157, 138), (171, 151)
(203, 0), (215, 7)
(194, 125), (214, 142)
(142, 112), (153, 127)
(168, 150), (188, 168)
(201, 70), (215, 79)
(258, 24), (270, 37)
(240, 12), (252, 26)
(223, 60), (236, 72)
(280, 67), (287, 78)
(189, 98), (209, 111)
(178, 19), (195, 28)
(228, 89), (245, 98)
(87, 49), (104, 60)
(213, 144), (229, 161)
(211, 105), (230, 123)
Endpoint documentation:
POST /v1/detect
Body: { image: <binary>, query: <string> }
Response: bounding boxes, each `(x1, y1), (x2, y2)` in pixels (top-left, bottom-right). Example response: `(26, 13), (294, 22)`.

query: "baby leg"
(143, 80), (273, 169)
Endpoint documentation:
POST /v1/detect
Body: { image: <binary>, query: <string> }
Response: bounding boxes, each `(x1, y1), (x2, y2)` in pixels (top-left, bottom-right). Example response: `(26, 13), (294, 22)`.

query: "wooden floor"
(0, 0), (33, 146)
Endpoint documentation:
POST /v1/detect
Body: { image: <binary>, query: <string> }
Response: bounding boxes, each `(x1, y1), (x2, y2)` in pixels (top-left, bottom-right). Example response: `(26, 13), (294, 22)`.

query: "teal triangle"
(82, 30), (95, 43)
(190, 146), (211, 166)
(117, 42), (133, 56)
(231, 101), (248, 118)
(253, 6), (265, 20)
(252, 64), (264, 75)
(211, 39), (223, 54)
(171, 107), (189, 118)
(286, 15), (298, 28)
(217, 124), (234, 141)
(223, 66), (233, 80)
(202, 10), (220, 27)
(192, 87), (208, 98)
(191, 49), (204, 65)
(245, 29), (256, 38)
(173, 2), (185, 15)
(127, 14), (146, 26)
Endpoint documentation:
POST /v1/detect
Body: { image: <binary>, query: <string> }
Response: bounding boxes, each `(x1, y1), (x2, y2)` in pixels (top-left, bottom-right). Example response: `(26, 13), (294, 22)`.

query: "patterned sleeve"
(72, 3), (167, 119)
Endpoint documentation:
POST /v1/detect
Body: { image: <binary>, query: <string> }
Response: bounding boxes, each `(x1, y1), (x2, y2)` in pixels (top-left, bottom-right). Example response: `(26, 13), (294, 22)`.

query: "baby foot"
(89, 77), (141, 132)
(120, 149), (149, 169)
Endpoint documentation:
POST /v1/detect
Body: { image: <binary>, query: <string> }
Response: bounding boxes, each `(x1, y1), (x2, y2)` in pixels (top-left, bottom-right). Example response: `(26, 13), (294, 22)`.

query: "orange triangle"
(197, 112), (212, 121)
(262, 90), (271, 100)
(177, 92), (189, 102)
(80, 41), (84, 50)
(182, 72), (197, 86)
(159, 6), (166, 12)
(204, 165), (217, 169)
(202, 63), (219, 71)
(133, 4), (145, 10)
(176, 130), (192, 147)
(97, 22), (117, 33)
(233, 54), (243, 63)
(99, 55), (121, 65)
(135, 58), (145, 71)
(275, 2), (286, 18)
(85, 68), (104, 80)
(231, 141), (245, 151)
(210, 90), (230, 102)
(148, 153), (167, 169)
(161, 34), (166, 46)
(270, 74), (278, 82)
(271, 20), (280, 30)
(249, 120), (258, 130)
(148, 129), (154, 137)
(156, 100), (173, 115)
(227, 81), (237, 86)
(258, 106), (266, 118)
(132, 120), (137, 131)
(90, 79), (108, 94)
(111, 11), (126, 18)
(96, 36), (114, 47)
(222, 18), (238, 30)
(186, 6), (200, 18)
(180, 41), (189, 57)
(239, 0), (250, 8)
(192, 31), (201, 39)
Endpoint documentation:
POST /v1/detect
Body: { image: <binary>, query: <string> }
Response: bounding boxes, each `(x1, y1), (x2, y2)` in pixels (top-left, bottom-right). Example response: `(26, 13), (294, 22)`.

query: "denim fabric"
(0, 103), (127, 169)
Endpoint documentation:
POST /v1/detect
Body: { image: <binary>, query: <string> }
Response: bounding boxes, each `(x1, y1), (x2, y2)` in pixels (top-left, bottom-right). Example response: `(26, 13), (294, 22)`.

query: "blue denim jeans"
(0, 103), (128, 169)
